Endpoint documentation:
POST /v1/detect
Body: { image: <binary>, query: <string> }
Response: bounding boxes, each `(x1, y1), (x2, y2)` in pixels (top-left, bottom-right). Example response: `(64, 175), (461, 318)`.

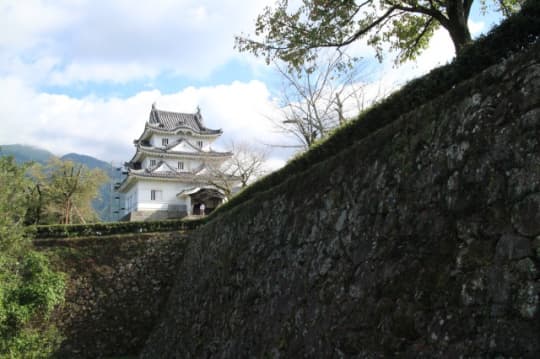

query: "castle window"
(150, 159), (156, 167)
(151, 190), (162, 201)
(178, 161), (184, 170)
(197, 140), (203, 148)
(162, 138), (169, 146)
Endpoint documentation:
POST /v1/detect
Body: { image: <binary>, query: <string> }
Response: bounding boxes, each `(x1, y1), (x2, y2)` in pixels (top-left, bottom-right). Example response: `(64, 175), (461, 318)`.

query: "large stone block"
(512, 194), (540, 236)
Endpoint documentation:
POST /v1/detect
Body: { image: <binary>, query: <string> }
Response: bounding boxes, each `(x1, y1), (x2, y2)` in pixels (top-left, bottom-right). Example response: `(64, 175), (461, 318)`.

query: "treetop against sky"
(0, 0), (503, 164)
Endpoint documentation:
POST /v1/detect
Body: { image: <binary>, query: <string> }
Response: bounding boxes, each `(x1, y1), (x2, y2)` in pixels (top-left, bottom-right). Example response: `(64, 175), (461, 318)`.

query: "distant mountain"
(0, 144), (55, 164)
(0, 144), (124, 222)
(61, 153), (112, 172)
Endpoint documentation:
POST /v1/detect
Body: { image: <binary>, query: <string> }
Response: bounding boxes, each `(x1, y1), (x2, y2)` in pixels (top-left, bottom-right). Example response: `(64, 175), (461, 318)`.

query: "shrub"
(0, 156), (66, 357)
(34, 217), (205, 239)
(0, 253), (65, 358)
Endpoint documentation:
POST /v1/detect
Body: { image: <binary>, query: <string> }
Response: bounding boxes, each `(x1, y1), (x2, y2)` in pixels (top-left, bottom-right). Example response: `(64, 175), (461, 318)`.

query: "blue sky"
(0, 0), (504, 167)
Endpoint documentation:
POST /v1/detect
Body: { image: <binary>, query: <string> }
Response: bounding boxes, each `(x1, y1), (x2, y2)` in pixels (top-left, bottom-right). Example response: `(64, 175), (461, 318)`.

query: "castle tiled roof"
(117, 160), (240, 191)
(138, 144), (232, 158)
(117, 161), (206, 191)
(147, 104), (222, 135)
(129, 170), (200, 180)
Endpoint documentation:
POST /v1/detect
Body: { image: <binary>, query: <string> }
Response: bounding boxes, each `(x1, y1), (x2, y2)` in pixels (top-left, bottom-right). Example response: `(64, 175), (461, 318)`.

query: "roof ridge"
(155, 108), (196, 116)
(137, 145), (232, 157)
(145, 105), (222, 135)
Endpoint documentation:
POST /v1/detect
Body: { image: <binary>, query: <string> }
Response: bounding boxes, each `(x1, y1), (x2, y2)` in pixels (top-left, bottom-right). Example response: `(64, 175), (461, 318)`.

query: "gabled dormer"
(148, 160), (178, 173)
(167, 138), (210, 152)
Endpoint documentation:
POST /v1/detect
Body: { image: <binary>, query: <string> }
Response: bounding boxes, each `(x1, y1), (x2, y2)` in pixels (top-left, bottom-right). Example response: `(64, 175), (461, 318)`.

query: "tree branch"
(325, 6), (398, 48)
(402, 17), (435, 59)
(387, 1), (450, 28)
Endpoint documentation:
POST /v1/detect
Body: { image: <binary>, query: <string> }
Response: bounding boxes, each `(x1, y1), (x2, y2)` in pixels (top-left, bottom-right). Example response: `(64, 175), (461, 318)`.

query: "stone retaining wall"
(141, 44), (540, 358)
(37, 232), (186, 358)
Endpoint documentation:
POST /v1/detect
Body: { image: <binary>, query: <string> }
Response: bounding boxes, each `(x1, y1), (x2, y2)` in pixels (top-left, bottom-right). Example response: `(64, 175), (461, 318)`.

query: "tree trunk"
(448, 22), (472, 54)
(446, 0), (473, 54)
(64, 199), (71, 225)
(36, 185), (43, 224)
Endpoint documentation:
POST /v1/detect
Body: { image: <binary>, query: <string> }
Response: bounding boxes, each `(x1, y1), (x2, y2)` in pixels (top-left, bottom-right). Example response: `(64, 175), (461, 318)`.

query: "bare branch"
(270, 52), (370, 149)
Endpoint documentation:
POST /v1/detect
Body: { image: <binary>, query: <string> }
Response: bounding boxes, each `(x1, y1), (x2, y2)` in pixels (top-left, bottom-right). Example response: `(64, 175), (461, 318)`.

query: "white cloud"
(405, 28), (455, 73)
(265, 157), (286, 171)
(469, 19), (486, 37)
(0, 77), (286, 163)
(0, 0), (502, 169)
(323, 10), (490, 100)
(373, 17), (486, 94)
(1, 0), (275, 86)
(370, 26), (458, 95)
(146, 80), (291, 157)
(49, 63), (158, 85)
(0, 0), (76, 49)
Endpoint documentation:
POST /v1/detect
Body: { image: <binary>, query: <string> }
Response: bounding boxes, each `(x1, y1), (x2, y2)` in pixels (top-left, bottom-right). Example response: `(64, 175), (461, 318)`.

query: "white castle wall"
(134, 180), (194, 213)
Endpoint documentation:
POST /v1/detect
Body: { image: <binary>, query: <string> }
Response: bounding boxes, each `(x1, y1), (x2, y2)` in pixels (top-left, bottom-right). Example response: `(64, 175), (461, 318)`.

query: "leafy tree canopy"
(0, 156), (65, 358)
(235, 0), (524, 69)
(27, 158), (108, 225)
(0, 156), (31, 252)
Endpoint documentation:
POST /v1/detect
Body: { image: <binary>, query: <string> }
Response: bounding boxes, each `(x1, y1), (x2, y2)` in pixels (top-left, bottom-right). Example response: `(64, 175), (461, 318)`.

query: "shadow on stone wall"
(37, 232), (187, 358)
(140, 44), (540, 358)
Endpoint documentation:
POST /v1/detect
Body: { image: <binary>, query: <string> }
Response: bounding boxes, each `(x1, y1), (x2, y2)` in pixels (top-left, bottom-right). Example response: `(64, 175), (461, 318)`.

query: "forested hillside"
(0, 145), (122, 221)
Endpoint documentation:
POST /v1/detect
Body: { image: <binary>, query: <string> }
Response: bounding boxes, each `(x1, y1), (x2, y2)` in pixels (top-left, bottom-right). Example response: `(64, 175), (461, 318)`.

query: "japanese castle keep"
(117, 104), (237, 221)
